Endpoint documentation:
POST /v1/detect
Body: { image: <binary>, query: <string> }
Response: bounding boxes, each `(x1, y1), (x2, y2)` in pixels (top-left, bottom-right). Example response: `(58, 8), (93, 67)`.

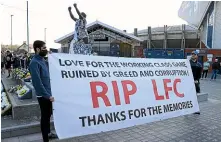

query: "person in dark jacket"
(1, 51), (6, 74)
(190, 51), (202, 93)
(5, 51), (13, 77)
(29, 40), (57, 142)
(211, 59), (220, 80)
(12, 55), (21, 69)
(190, 51), (202, 115)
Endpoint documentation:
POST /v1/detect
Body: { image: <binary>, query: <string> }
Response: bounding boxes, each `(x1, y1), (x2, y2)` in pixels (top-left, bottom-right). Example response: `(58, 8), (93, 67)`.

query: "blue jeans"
(211, 69), (219, 79)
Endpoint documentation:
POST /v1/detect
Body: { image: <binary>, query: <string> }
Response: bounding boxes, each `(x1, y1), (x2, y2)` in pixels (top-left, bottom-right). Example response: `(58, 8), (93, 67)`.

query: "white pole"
(11, 15), (13, 51)
(27, 1), (30, 52)
(44, 28), (47, 42)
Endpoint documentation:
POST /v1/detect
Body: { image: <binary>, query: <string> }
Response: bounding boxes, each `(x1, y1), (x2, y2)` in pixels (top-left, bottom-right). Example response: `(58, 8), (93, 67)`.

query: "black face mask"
(39, 49), (48, 57)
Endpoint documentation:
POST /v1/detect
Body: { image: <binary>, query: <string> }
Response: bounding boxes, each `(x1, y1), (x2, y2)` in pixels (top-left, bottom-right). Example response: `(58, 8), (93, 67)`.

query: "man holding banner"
(190, 51), (202, 94)
(189, 51), (202, 115)
(29, 40), (57, 142)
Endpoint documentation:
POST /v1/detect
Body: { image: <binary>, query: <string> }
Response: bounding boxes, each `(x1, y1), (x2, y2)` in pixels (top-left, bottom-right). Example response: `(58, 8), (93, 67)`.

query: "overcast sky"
(0, 0), (186, 49)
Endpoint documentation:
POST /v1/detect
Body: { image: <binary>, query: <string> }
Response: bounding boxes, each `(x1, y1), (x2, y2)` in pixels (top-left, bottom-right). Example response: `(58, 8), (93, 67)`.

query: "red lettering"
(112, 81), (121, 105)
(121, 80), (137, 104)
(152, 80), (164, 100)
(173, 79), (184, 98)
(163, 79), (172, 99)
(90, 81), (111, 108)
(152, 79), (184, 100)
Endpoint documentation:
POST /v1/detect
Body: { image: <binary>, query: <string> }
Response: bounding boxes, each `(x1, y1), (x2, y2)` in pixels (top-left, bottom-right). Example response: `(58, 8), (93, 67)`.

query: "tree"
(1, 44), (20, 52)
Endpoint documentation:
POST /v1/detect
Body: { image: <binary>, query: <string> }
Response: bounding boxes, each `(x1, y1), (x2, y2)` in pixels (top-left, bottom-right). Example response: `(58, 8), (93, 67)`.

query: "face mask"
(39, 49), (48, 57)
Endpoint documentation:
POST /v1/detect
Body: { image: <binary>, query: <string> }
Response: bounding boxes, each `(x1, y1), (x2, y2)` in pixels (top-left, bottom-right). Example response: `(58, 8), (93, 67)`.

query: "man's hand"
(68, 7), (72, 11)
(73, 3), (77, 8)
(49, 96), (55, 102)
(194, 80), (198, 83)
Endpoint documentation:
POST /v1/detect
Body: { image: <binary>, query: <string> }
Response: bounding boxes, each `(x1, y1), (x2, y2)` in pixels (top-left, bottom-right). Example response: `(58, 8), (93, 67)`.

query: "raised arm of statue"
(68, 7), (78, 21)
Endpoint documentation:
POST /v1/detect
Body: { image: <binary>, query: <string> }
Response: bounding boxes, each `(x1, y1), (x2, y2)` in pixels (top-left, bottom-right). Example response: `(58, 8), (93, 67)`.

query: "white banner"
(48, 54), (200, 139)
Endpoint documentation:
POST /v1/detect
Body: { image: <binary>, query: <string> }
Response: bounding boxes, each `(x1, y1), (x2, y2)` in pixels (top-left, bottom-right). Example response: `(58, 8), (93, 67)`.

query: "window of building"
(206, 2), (214, 48)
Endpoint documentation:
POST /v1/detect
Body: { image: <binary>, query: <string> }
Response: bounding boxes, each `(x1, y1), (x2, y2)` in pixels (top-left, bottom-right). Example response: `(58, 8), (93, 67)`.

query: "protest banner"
(48, 53), (199, 139)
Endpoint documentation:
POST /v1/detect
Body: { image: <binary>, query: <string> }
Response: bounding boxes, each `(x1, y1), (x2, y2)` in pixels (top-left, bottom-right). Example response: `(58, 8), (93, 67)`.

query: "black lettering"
(158, 106), (162, 114)
(97, 114), (105, 125)
(65, 60), (72, 66)
(163, 104), (169, 113)
(118, 71), (124, 77)
(169, 104), (173, 111)
(178, 103), (182, 110)
(128, 63), (133, 67)
(79, 70), (87, 78)
(147, 107), (152, 115)
(132, 71), (138, 77)
(141, 108), (147, 117)
(103, 62), (110, 67)
(113, 112), (121, 121)
(88, 115), (96, 126)
(86, 61), (91, 67)
(71, 60), (78, 66)
(155, 71), (160, 76)
(182, 102), (187, 109)
(87, 70), (92, 77)
(79, 61), (84, 66)
(152, 106), (159, 115)
(92, 71), (99, 77)
(97, 62), (104, 67)
(105, 113), (113, 123)
(91, 61), (98, 67)
(79, 116), (87, 127)
(154, 63), (160, 67)
(172, 103), (179, 111)
(120, 111), (126, 121)
(128, 110), (133, 119)
(189, 101), (193, 108)
(68, 71), (75, 78)
(59, 59), (65, 66)
(134, 109), (141, 118)
(61, 70), (68, 78)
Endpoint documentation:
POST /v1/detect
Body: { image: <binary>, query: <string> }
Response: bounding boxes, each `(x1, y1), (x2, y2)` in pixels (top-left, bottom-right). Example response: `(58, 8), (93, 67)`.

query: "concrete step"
(1, 116), (54, 139)
(197, 92), (208, 102)
(1, 132), (63, 142)
(1, 132), (80, 142)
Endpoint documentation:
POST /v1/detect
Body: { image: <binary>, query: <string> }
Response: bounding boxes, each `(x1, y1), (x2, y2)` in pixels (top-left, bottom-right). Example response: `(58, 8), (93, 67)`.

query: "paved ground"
(2, 77), (221, 142)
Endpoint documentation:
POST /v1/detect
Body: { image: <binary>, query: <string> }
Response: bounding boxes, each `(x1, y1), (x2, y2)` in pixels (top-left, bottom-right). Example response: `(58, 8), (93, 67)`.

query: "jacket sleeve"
(29, 62), (51, 99)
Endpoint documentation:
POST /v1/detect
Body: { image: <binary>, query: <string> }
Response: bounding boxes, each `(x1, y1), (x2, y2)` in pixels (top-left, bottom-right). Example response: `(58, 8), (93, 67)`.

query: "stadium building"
(178, 1), (221, 62)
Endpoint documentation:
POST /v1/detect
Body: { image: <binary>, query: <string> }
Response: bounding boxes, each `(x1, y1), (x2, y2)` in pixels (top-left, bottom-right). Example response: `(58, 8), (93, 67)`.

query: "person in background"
(190, 51), (202, 115)
(211, 59), (220, 80)
(1, 51), (6, 74)
(29, 40), (57, 142)
(5, 51), (13, 78)
(26, 53), (31, 69)
(12, 54), (21, 69)
(201, 59), (210, 79)
(220, 62), (221, 75)
(20, 53), (25, 69)
(23, 52), (29, 69)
